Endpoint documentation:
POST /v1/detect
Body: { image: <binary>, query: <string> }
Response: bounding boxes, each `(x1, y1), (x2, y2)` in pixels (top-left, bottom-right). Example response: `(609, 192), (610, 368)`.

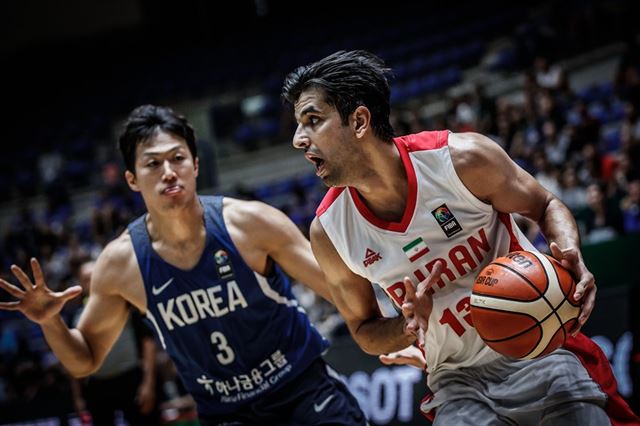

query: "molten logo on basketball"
(505, 252), (533, 268)
(470, 250), (580, 360)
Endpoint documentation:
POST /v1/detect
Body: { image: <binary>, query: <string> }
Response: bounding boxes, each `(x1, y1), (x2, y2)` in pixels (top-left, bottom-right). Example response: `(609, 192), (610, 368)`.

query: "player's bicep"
(310, 219), (379, 325)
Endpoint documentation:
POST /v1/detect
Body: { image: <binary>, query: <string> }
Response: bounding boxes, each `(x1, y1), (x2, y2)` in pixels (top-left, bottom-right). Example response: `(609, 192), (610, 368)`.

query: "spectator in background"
(575, 181), (625, 243)
(69, 258), (160, 426)
(541, 120), (569, 167)
(559, 167), (588, 212)
(615, 63), (640, 107)
(533, 56), (565, 91)
(568, 102), (601, 157)
(532, 150), (562, 196)
(621, 179), (640, 234)
(576, 143), (603, 184)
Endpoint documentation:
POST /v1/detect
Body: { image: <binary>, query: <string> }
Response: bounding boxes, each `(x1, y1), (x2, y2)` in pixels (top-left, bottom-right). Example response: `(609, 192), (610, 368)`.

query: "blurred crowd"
(2, 1), (640, 423)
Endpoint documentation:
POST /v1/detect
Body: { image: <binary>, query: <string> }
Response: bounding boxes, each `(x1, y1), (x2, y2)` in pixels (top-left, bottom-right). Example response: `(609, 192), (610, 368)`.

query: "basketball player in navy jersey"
(0, 105), (367, 425)
(282, 50), (639, 425)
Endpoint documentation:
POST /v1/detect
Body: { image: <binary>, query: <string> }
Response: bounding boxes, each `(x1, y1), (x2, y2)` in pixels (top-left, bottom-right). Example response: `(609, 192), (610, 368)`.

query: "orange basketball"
(470, 250), (580, 359)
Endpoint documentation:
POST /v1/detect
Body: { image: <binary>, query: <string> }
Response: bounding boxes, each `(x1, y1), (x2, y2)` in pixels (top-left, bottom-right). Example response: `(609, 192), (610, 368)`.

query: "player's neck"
(146, 197), (205, 246)
(352, 141), (408, 221)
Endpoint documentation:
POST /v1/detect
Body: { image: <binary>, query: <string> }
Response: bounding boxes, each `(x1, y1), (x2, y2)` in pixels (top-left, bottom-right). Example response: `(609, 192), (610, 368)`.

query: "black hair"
(118, 104), (197, 173)
(281, 50), (395, 141)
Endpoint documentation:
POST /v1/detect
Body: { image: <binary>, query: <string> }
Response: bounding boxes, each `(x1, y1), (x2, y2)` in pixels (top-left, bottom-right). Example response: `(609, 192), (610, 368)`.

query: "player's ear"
(194, 157), (199, 178)
(125, 170), (140, 192)
(352, 106), (371, 139)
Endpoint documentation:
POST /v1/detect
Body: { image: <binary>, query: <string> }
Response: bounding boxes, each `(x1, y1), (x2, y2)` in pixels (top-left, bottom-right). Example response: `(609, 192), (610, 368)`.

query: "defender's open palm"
(0, 258), (82, 324)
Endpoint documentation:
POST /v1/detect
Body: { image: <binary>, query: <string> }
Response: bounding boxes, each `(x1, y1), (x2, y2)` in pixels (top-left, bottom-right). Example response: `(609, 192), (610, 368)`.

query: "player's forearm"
(538, 197), (582, 252)
(40, 315), (97, 377)
(353, 316), (416, 355)
(140, 338), (157, 386)
(301, 276), (334, 304)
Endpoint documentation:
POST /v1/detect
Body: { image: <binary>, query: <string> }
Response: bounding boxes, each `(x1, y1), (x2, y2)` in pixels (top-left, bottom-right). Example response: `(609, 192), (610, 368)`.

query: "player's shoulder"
(93, 231), (138, 291)
(223, 197), (290, 229)
(394, 130), (449, 152)
(448, 132), (506, 169)
(99, 231), (135, 263)
(223, 196), (267, 215)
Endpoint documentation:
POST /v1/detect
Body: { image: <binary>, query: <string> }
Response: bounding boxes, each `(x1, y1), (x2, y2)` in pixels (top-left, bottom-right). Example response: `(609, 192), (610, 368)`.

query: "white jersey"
(317, 130), (537, 384)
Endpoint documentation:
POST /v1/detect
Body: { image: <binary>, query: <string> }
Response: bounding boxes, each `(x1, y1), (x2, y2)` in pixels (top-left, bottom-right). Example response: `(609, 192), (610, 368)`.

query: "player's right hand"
(0, 258), (82, 324)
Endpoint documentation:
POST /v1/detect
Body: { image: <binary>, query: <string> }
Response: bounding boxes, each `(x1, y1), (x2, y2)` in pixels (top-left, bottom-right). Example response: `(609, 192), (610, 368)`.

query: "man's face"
(292, 88), (357, 187)
(125, 130), (199, 211)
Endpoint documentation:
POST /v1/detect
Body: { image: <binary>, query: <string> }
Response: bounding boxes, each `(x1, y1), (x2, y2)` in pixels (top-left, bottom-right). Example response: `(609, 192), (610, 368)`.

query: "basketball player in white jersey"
(282, 50), (640, 425)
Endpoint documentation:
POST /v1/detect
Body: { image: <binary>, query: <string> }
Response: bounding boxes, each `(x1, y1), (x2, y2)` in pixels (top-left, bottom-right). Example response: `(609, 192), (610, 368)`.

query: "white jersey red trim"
(317, 130), (537, 383)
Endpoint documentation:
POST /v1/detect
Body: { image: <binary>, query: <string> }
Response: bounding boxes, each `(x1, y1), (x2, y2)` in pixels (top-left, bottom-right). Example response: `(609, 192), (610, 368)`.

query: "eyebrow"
(298, 105), (321, 118)
(141, 145), (184, 157)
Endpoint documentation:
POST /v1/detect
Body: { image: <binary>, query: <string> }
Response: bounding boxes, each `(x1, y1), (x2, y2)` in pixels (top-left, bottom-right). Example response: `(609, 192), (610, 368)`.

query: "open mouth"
(305, 153), (325, 175)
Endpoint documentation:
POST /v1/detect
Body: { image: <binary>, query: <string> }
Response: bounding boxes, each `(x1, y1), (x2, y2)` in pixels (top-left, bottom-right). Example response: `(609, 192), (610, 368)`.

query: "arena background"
(1, 0), (639, 424)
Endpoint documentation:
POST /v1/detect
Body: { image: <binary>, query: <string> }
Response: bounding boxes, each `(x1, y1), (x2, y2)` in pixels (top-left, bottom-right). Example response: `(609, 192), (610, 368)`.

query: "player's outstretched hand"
(549, 242), (596, 335)
(0, 258), (82, 324)
(402, 260), (444, 336)
(379, 344), (426, 370)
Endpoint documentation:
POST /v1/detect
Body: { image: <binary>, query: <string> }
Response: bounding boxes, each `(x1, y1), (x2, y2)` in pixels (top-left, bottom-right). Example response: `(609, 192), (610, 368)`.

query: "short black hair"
(281, 50), (395, 141)
(118, 104), (197, 173)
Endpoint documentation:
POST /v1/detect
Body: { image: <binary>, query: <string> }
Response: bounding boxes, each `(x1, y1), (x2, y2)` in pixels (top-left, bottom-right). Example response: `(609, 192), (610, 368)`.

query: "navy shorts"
(198, 358), (367, 426)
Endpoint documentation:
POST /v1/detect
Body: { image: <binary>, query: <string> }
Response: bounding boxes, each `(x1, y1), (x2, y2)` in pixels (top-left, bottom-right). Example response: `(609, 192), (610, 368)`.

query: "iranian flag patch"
(403, 237), (429, 262)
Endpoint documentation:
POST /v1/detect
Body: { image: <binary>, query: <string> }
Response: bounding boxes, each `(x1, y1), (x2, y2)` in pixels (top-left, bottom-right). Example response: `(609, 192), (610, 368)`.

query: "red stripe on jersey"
(564, 333), (640, 425)
(349, 138), (417, 232)
(316, 187), (346, 217)
(397, 130), (450, 152)
(498, 212), (524, 252)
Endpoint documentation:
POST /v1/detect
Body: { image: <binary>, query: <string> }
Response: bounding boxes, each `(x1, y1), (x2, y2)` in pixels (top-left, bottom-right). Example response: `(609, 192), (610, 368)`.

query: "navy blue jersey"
(128, 196), (328, 416)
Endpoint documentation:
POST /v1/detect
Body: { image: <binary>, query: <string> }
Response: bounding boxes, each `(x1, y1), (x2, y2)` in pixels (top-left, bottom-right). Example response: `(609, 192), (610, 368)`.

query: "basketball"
(470, 251), (580, 360)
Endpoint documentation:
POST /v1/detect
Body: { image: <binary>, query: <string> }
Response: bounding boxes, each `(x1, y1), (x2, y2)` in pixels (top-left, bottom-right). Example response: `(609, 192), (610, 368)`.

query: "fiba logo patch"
(214, 249), (229, 265)
(431, 203), (462, 237)
(214, 249), (234, 279)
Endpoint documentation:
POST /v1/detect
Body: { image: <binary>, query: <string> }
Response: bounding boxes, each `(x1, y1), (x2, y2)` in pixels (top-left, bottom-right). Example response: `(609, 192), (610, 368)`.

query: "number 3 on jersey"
(210, 331), (235, 365)
(439, 296), (474, 337)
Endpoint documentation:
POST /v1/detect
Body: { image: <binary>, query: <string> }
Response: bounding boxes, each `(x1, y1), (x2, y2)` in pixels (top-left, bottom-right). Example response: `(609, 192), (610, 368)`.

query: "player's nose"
(161, 160), (177, 181)
(292, 125), (310, 150)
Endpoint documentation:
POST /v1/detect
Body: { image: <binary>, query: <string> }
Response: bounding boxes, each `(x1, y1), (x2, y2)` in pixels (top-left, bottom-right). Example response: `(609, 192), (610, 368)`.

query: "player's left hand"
(550, 242), (595, 335)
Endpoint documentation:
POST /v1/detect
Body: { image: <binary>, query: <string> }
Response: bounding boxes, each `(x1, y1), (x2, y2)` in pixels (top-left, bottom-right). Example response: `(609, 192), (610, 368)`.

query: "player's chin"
(320, 171), (342, 188)
(319, 175), (334, 188)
